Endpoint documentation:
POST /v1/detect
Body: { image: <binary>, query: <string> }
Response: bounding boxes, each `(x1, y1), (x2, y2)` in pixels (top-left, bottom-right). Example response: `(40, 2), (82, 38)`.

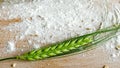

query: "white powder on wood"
(0, 0), (120, 62)
(6, 40), (16, 53)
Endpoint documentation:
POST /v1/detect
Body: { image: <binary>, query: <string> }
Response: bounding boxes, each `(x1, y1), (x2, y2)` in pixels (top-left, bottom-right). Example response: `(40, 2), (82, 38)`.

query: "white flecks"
(11, 63), (16, 68)
(104, 37), (120, 61)
(0, 0), (120, 63)
(21, 49), (24, 52)
(111, 53), (117, 58)
(117, 35), (120, 44)
(1, 0), (104, 51)
(6, 41), (16, 53)
(33, 44), (40, 49)
(28, 40), (32, 45)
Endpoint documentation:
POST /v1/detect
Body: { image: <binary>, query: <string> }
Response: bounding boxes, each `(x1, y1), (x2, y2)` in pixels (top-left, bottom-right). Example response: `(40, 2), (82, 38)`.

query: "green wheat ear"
(17, 36), (93, 61)
(0, 24), (120, 61)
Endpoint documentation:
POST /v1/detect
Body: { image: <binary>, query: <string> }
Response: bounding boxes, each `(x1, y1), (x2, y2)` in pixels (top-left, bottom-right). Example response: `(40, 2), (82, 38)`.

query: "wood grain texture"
(0, 0), (120, 68)
(0, 18), (22, 26)
(0, 48), (120, 68)
(0, 21), (120, 68)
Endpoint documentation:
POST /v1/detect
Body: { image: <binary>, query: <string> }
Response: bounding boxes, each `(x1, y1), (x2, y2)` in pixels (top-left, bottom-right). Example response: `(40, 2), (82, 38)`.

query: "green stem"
(85, 25), (120, 36)
(0, 57), (16, 61)
(50, 26), (120, 58)
(0, 25), (119, 61)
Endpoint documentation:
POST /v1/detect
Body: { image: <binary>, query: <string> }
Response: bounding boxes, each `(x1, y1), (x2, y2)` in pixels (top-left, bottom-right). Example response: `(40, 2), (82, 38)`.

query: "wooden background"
(0, 0), (120, 68)
(0, 18), (120, 68)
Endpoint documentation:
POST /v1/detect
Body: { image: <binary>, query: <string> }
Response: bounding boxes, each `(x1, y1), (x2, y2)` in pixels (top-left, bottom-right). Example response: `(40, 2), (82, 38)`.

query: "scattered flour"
(6, 40), (16, 53)
(0, 0), (104, 51)
(0, 0), (120, 62)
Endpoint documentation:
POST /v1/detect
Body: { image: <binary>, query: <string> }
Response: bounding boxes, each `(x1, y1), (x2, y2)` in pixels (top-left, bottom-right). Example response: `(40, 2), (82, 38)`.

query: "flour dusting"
(0, 0), (120, 63)
(6, 40), (16, 53)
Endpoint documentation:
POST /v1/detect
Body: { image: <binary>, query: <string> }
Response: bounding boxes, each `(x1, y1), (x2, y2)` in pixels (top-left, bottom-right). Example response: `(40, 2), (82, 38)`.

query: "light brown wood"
(0, 18), (22, 26)
(0, 20), (120, 68)
(0, 0), (120, 68)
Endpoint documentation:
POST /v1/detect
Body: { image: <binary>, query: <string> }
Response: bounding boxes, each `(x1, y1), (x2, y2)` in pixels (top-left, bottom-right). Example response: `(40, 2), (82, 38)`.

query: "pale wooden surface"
(0, 18), (120, 68)
(0, 0), (120, 68)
